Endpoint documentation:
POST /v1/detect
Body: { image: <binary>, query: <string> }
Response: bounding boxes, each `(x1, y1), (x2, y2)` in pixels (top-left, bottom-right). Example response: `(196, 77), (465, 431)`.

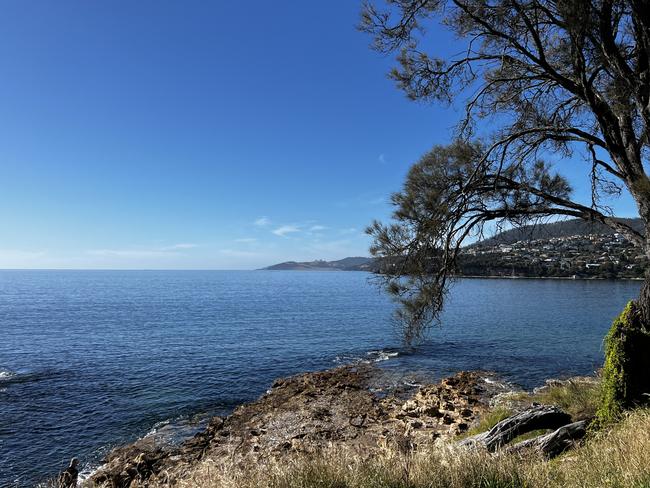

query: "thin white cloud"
(86, 249), (179, 258)
(160, 243), (198, 250)
(0, 249), (46, 260)
(86, 249), (179, 259)
(378, 153), (387, 164)
(86, 243), (198, 259)
(235, 238), (258, 243)
(339, 227), (358, 235)
(309, 225), (327, 232)
(254, 217), (271, 227)
(272, 225), (300, 237)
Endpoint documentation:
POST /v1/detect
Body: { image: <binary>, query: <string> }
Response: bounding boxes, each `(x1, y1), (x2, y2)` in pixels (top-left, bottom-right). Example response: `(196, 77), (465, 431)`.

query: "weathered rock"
(87, 439), (168, 488)
(460, 405), (572, 451)
(507, 419), (590, 458)
(86, 366), (502, 487)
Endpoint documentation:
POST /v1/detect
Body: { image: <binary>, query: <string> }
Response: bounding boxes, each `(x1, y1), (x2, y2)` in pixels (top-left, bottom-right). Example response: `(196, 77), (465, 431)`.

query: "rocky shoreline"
(83, 365), (513, 487)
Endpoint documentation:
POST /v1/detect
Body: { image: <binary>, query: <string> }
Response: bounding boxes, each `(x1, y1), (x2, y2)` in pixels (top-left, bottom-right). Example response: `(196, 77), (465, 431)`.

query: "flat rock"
(86, 366), (506, 487)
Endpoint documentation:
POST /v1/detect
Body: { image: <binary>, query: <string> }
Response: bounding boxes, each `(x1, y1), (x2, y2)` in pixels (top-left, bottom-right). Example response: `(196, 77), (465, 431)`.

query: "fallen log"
(459, 405), (572, 451)
(507, 419), (589, 458)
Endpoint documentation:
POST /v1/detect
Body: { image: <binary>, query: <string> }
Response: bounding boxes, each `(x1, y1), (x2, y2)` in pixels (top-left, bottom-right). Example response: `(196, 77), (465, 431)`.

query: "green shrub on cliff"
(596, 301), (650, 425)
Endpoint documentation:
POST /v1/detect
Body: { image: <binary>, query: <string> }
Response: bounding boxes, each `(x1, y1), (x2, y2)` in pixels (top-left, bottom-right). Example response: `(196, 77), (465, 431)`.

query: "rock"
(87, 367), (503, 487)
(349, 415), (366, 428)
(88, 440), (168, 488)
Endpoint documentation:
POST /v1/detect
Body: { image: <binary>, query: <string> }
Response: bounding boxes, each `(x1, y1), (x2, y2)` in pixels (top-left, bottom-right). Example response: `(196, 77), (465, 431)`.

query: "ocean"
(0, 270), (641, 486)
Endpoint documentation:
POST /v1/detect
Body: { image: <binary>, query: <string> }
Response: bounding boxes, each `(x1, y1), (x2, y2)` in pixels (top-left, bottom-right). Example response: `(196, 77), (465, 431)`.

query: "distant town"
(460, 233), (647, 279)
(264, 218), (647, 280)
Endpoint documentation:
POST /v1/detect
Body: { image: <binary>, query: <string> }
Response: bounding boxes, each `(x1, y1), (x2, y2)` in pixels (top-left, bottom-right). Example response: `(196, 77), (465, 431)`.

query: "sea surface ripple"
(0, 270), (640, 486)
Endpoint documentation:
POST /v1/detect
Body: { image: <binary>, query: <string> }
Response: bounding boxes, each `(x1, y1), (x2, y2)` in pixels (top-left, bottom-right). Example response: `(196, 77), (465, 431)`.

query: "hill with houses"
(263, 219), (647, 279)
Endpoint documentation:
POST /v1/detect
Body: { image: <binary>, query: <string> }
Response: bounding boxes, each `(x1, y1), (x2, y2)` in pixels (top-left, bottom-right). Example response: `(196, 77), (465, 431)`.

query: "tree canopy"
(361, 0), (650, 341)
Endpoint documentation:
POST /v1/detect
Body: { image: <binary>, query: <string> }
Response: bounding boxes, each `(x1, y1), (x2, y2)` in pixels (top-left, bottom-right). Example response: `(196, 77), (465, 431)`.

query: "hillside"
(476, 217), (643, 247)
(262, 257), (374, 271)
(263, 218), (647, 278)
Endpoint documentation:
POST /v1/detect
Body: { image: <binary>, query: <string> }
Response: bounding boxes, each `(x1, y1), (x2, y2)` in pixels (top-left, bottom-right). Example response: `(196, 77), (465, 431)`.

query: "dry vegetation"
(153, 381), (650, 488)
(170, 408), (650, 488)
(516, 378), (602, 421)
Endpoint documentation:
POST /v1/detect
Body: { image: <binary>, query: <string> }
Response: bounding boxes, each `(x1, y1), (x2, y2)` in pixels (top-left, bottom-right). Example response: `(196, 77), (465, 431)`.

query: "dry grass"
(527, 379), (601, 421)
(169, 408), (650, 488)
(460, 407), (513, 439)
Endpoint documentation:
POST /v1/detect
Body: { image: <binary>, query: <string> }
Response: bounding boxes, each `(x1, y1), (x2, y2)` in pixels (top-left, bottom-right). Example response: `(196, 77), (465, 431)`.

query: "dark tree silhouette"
(360, 0), (650, 346)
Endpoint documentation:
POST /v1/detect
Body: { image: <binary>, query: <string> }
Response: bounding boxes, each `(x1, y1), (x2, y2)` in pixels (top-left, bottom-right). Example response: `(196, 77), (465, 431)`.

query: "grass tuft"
(460, 407), (513, 438)
(529, 379), (601, 421)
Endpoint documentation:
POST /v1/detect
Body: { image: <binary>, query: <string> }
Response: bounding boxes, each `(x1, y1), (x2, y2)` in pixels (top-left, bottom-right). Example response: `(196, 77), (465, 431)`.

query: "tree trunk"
(459, 405), (571, 451)
(627, 274), (650, 403)
(636, 269), (650, 327)
(507, 420), (588, 459)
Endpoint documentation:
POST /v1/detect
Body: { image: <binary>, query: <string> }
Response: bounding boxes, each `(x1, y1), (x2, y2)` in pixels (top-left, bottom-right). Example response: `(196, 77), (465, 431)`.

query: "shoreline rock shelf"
(86, 366), (508, 487)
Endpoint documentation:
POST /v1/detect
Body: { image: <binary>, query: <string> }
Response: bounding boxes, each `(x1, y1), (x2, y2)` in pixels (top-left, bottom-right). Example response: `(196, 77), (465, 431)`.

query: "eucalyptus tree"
(361, 0), (650, 410)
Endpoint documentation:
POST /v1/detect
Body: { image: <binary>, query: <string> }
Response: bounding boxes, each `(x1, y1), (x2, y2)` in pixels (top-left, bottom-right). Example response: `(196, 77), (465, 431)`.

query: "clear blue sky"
(0, 1), (639, 269)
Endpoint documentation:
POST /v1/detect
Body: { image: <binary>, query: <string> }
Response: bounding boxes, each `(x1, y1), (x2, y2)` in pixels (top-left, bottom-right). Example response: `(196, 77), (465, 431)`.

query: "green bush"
(596, 301), (650, 425)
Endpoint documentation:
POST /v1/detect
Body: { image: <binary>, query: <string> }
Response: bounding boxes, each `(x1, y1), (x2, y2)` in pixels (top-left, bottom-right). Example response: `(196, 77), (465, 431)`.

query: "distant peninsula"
(262, 218), (647, 279)
(262, 256), (374, 271)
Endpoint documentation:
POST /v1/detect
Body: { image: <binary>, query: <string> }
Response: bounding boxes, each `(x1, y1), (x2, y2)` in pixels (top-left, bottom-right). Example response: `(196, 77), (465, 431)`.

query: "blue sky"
(0, 1), (639, 269)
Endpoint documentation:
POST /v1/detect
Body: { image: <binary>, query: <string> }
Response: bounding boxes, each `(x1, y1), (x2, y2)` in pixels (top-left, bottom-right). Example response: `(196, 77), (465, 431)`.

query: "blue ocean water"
(0, 270), (641, 486)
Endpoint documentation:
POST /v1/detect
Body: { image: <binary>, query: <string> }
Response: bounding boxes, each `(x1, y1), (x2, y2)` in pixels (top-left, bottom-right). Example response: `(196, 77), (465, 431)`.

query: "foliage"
(596, 301), (650, 425)
(367, 140), (574, 341)
(360, 0), (650, 341)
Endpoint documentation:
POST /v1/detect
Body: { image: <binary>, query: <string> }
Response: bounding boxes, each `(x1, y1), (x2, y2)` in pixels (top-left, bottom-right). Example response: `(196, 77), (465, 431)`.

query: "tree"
(361, 0), (650, 409)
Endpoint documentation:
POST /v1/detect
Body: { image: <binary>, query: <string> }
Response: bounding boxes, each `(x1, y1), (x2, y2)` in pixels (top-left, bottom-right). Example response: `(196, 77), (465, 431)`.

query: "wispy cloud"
(339, 227), (358, 235)
(235, 237), (258, 243)
(86, 243), (198, 259)
(0, 249), (46, 260)
(254, 217), (271, 227)
(272, 225), (300, 237)
(378, 153), (387, 164)
(309, 225), (327, 232)
(86, 249), (178, 258)
(160, 243), (198, 250)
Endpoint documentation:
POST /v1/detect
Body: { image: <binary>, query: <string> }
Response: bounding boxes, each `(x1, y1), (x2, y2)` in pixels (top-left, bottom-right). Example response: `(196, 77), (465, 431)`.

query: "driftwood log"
(460, 405), (572, 452)
(507, 419), (589, 458)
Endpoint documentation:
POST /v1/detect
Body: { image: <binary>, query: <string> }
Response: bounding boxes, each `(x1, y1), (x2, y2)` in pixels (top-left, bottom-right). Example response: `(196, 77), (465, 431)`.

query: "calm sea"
(0, 270), (641, 486)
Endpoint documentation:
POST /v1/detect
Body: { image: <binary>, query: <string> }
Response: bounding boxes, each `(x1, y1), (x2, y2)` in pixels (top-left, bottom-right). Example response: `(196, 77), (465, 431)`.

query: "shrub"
(596, 301), (650, 425)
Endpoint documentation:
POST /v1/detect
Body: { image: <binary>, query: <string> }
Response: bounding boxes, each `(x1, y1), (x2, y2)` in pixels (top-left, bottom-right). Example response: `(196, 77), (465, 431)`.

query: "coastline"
(262, 269), (644, 281)
(82, 365), (515, 487)
(458, 275), (644, 281)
